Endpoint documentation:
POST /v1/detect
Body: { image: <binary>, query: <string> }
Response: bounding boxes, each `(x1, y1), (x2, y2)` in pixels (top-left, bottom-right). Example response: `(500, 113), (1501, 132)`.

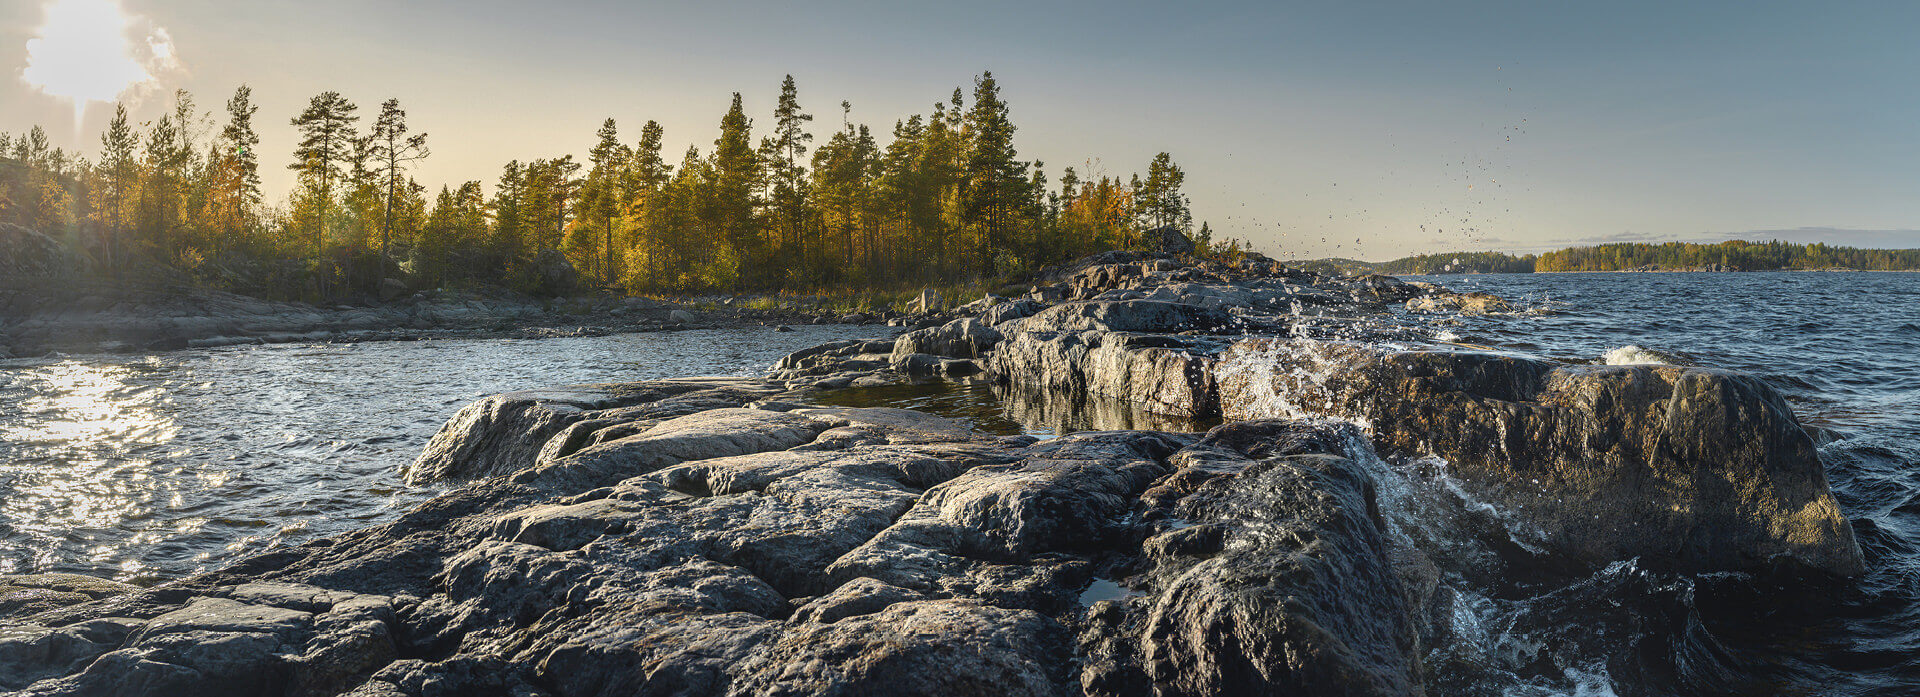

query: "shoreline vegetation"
(0, 72), (1256, 306)
(1312, 239), (1920, 275)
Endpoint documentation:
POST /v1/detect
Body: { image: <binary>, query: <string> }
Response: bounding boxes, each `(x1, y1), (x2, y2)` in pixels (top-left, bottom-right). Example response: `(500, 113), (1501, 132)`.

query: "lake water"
(1405, 272), (1920, 697)
(0, 325), (893, 583)
(2, 272), (1915, 695)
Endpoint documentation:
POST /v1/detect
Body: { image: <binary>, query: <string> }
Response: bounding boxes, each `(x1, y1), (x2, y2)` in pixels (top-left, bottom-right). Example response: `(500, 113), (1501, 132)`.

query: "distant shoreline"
(1361, 267), (1920, 276)
(1407, 268), (1920, 275)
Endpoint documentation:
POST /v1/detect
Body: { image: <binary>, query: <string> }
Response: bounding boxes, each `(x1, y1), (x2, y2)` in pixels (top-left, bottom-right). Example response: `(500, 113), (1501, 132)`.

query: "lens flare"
(19, 0), (175, 132)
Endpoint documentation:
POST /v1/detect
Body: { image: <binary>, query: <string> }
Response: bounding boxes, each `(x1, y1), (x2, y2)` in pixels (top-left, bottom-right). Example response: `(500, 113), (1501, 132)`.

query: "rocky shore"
(0, 250), (1866, 696)
(0, 280), (916, 358)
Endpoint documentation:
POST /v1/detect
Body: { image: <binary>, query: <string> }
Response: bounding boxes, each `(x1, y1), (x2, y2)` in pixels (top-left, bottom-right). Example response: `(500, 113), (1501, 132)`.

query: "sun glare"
(19, 0), (168, 130)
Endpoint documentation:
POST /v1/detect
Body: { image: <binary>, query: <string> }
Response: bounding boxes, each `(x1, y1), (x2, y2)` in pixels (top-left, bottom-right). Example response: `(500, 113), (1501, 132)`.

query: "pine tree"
(489, 160), (528, 280)
(288, 91), (360, 290)
(584, 118), (627, 285)
(961, 72), (1025, 273)
(366, 98), (429, 281)
(140, 104), (193, 261)
(1138, 152), (1190, 232)
(761, 75), (813, 265)
(711, 93), (761, 285)
(94, 104), (138, 271)
(202, 86), (261, 259)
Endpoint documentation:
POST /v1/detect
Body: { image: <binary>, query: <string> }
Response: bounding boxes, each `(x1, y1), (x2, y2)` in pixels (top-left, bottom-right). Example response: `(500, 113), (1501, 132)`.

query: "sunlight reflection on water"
(0, 361), (181, 578)
(0, 325), (895, 583)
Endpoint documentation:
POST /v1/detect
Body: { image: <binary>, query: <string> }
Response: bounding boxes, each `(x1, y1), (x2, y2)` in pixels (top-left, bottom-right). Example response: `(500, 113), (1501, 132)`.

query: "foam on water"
(1599, 345), (1675, 365)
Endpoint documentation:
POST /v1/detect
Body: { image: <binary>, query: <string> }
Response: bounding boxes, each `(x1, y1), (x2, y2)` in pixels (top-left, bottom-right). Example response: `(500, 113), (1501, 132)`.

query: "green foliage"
(0, 73), (1215, 301)
(1369, 251), (1538, 274)
(1537, 240), (1920, 272)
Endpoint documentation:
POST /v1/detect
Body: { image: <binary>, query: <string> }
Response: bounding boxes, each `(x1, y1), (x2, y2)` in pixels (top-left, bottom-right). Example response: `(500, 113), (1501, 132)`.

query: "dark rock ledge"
(0, 251), (1865, 696)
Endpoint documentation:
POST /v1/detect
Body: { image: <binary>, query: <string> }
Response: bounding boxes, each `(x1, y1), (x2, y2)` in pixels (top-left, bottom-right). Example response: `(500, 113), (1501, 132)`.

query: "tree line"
(1335, 241), (1920, 275)
(0, 73), (1218, 300)
(1366, 250), (1539, 274)
(1535, 240), (1920, 272)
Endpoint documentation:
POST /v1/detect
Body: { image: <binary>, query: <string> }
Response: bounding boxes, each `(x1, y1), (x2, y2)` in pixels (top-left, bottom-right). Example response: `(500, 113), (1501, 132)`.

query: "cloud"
(17, 0), (179, 128)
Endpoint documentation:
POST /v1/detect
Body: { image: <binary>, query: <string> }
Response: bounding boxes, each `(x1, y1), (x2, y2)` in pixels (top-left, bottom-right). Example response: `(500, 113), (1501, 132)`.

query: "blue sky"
(5, 0), (1918, 258)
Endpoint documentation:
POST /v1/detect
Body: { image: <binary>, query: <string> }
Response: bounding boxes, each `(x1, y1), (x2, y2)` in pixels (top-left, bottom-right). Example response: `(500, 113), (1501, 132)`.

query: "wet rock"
(989, 331), (1219, 418)
(0, 574), (138, 619)
(1344, 274), (1421, 303)
(1132, 449), (1421, 696)
(1012, 300), (1233, 335)
(4, 372), (1453, 696)
(995, 382), (1214, 434)
(1217, 339), (1867, 576)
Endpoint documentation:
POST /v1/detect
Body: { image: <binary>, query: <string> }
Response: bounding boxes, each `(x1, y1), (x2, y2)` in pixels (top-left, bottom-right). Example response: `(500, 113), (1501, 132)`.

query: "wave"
(1600, 345), (1679, 366)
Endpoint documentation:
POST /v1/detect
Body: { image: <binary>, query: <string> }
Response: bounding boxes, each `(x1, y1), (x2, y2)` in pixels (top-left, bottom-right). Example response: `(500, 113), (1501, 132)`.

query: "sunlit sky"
(5, 0), (1919, 259)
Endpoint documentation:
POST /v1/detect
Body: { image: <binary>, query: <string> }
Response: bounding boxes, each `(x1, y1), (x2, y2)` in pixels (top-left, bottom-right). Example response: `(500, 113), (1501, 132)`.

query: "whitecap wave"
(1600, 345), (1675, 366)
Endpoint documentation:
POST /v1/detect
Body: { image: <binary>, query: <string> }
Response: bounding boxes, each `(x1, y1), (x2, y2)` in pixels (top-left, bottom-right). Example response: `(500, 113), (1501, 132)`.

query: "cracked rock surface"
(3, 377), (1438, 696)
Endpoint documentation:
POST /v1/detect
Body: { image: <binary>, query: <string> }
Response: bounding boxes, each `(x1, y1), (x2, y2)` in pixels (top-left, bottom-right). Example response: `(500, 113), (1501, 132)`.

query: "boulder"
(892, 317), (1004, 359)
(1119, 424), (1423, 696)
(980, 298), (1044, 326)
(377, 278), (407, 301)
(909, 288), (944, 314)
(405, 381), (775, 484)
(1216, 339), (1867, 576)
(989, 331), (1219, 418)
(1144, 226), (1196, 256)
(403, 387), (609, 484)
(533, 248), (579, 296)
(1344, 274), (1420, 303)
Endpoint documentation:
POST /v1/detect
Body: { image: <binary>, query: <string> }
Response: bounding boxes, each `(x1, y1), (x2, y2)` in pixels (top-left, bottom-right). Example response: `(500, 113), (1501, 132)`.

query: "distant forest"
(0, 73), (1246, 300)
(1535, 240), (1920, 271)
(1346, 240), (1920, 274)
(1365, 251), (1540, 274)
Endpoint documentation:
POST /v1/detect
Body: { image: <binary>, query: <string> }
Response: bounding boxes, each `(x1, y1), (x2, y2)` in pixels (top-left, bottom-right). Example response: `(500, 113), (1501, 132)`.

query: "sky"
(4, 0), (1919, 260)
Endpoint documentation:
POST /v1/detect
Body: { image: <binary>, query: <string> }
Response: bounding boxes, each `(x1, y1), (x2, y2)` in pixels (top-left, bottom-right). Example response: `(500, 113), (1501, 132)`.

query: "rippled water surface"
(0, 325), (891, 583)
